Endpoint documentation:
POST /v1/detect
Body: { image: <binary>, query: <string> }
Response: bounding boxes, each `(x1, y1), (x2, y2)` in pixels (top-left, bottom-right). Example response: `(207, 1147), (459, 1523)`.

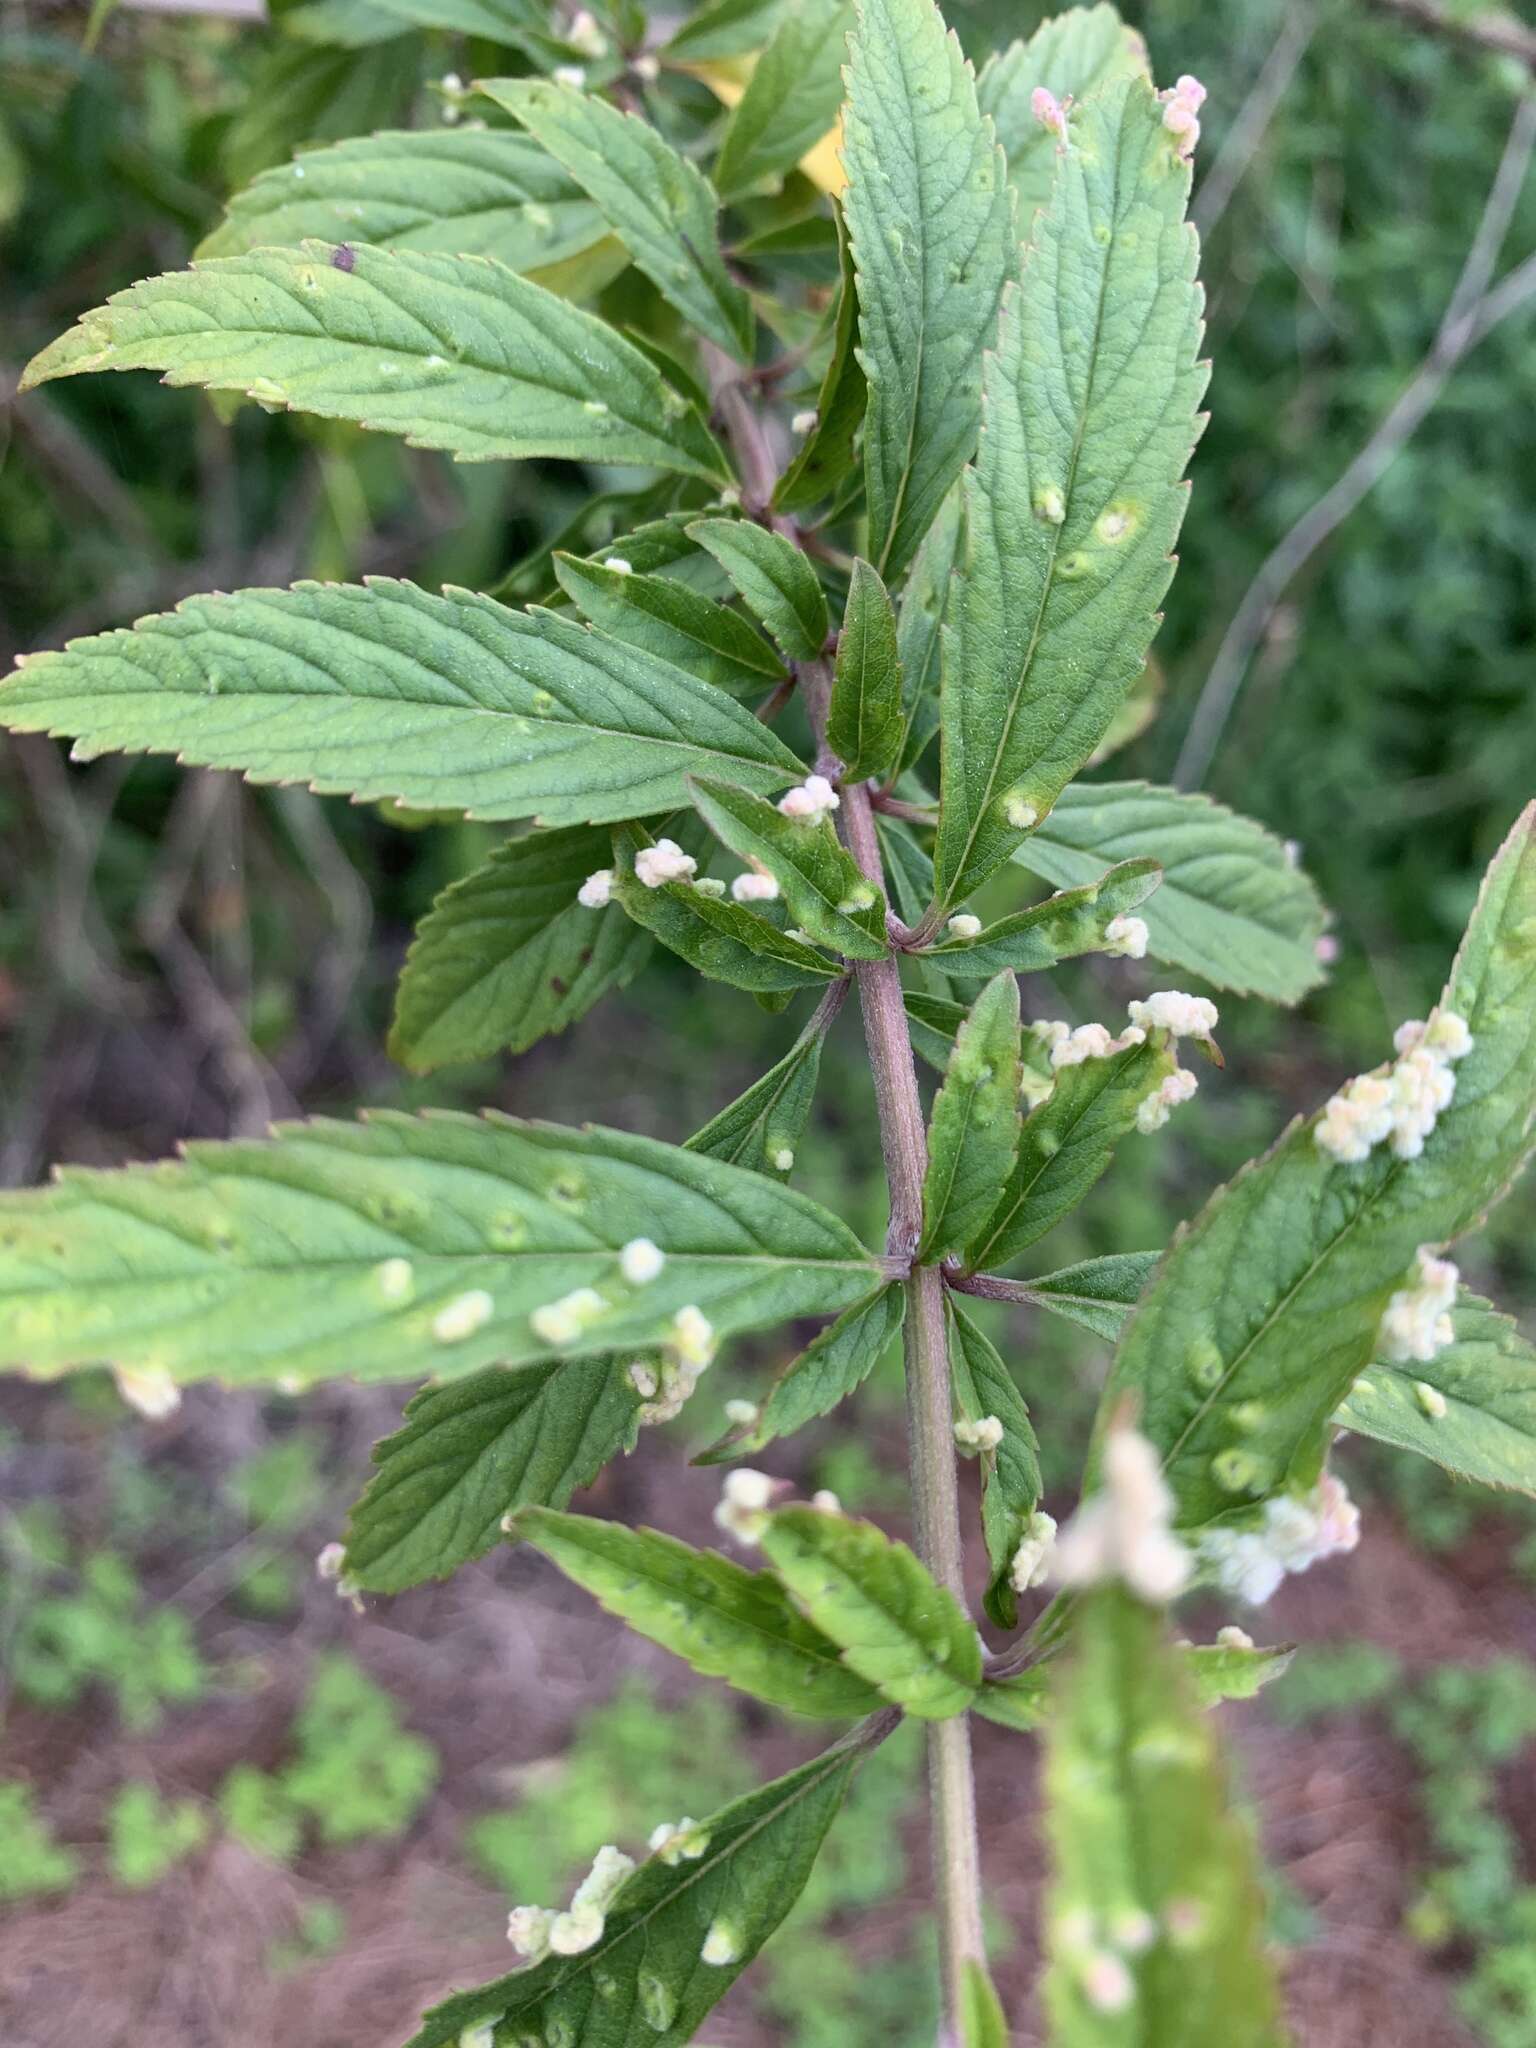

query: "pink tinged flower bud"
(731, 869), (780, 903)
(777, 775), (840, 822)
(634, 839), (697, 888)
(1031, 86), (1069, 140)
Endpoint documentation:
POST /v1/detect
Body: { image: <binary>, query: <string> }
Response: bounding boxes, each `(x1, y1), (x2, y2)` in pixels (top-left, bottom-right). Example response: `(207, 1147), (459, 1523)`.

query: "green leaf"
(22, 242), (729, 480)
(904, 988), (969, 1073)
(934, 79), (1207, 906)
(343, 1357), (638, 1592)
(750, 1283), (906, 1448)
(1, 580), (805, 826)
(773, 213), (870, 515)
(1339, 1290), (1536, 1496)
(0, 1113), (879, 1389)
(666, 0), (787, 62)
(388, 825), (652, 1073)
(553, 552), (786, 698)
(289, 0), (536, 43)
(405, 1736), (865, 2048)
(760, 1505), (981, 1716)
(611, 824), (839, 993)
(715, 0), (853, 200)
(919, 972), (1023, 1261)
(478, 78), (754, 360)
(961, 1957), (1011, 2048)
(976, 3), (1150, 222)
(685, 1007), (832, 1178)
(828, 558), (903, 783)
(1013, 782), (1329, 1005)
(195, 129), (613, 288)
(1042, 1586), (1286, 2047)
(685, 519), (829, 661)
(1184, 1637), (1295, 1707)
(967, 1038), (1178, 1272)
(1105, 804), (1536, 1536)
(515, 1508), (884, 1716)
(1016, 1250), (1161, 1341)
(948, 1300), (1042, 1629)
(927, 858), (1161, 978)
(689, 774), (888, 958)
(895, 484), (963, 771)
(842, 0), (1013, 581)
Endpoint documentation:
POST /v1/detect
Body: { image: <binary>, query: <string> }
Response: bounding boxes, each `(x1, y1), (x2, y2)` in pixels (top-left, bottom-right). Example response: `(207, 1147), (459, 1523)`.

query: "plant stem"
(842, 776), (987, 2042)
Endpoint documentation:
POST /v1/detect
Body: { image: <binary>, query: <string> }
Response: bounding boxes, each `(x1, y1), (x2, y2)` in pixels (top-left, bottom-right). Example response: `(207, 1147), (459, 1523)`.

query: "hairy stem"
(842, 776), (986, 2040)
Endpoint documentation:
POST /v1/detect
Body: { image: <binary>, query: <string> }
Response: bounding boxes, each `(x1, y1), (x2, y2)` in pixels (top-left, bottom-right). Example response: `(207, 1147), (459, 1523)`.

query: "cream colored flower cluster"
(506, 1842), (635, 1962)
(1315, 1009), (1473, 1164)
(1050, 1422), (1192, 1604)
(1378, 1247), (1458, 1365)
(1197, 1473), (1360, 1607)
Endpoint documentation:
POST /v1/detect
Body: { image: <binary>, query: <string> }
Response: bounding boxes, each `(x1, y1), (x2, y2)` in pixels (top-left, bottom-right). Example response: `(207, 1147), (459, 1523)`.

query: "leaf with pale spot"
(928, 858), (1160, 978)
(920, 971), (1022, 1261)
(685, 1010), (831, 1178)
(689, 775), (887, 959)
(947, 1299), (1041, 1628)
(976, 3), (1149, 222)
(553, 552), (786, 698)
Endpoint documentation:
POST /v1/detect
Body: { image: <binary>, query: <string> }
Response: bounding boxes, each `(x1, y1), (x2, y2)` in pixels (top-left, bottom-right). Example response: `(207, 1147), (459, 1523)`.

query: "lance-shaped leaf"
(896, 485), (963, 772)
(611, 824), (838, 994)
(967, 1037), (1177, 1272)
(388, 825), (652, 1073)
(976, 3), (1150, 222)
(1106, 804), (1536, 1536)
(685, 1000), (835, 1177)
(904, 989), (971, 1072)
(689, 775), (887, 958)
(948, 1300), (1042, 1628)
(290, 0), (536, 42)
(773, 215), (869, 515)
(760, 1505), (981, 1716)
(0, 1113), (880, 1389)
(700, 1283), (906, 1460)
(405, 1735), (867, 2048)
(0, 581), (806, 826)
(478, 78), (754, 360)
(1016, 1249), (1161, 1342)
(514, 1508), (884, 1716)
(934, 80), (1207, 906)
(686, 519), (829, 662)
(714, 0), (853, 201)
(1339, 1290), (1536, 1496)
(195, 129), (612, 284)
(1013, 781), (1329, 1005)
(553, 552), (786, 698)
(926, 858), (1161, 978)
(828, 558), (903, 783)
(343, 1357), (638, 1593)
(21, 242), (729, 479)
(842, 0), (1013, 582)
(1043, 1586), (1286, 2047)
(920, 971), (1023, 1261)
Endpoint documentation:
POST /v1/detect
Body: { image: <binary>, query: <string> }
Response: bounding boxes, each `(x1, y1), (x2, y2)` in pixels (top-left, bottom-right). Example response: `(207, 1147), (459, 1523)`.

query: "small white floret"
(315, 1542), (347, 1582)
(669, 1304), (716, 1369)
(506, 1904), (554, 1959)
(552, 64), (587, 89)
(810, 1489), (841, 1514)
(1103, 913), (1149, 960)
(605, 556), (633, 577)
(619, 1237), (665, 1285)
(791, 409), (818, 436)
(548, 1904), (603, 1954)
(1415, 1380), (1449, 1420)
(1215, 1624), (1255, 1652)
(1009, 1511), (1057, 1592)
(632, 52), (660, 81)
(1031, 86), (1069, 139)
(700, 1918), (741, 1967)
(433, 1289), (494, 1344)
(731, 869), (780, 903)
(577, 868), (613, 909)
(946, 913), (982, 940)
(770, 1145), (796, 1172)
(1127, 991), (1218, 1042)
(530, 1286), (607, 1348)
(1004, 794), (1039, 830)
(714, 1466), (776, 1545)
(724, 1398), (759, 1427)
(777, 775), (840, 822)
(114, 1366), (181, 1419)
(635, 838), (698, 888)
(954, 1414), (1004, 1453)
(1051, 1421), (1192, 1604)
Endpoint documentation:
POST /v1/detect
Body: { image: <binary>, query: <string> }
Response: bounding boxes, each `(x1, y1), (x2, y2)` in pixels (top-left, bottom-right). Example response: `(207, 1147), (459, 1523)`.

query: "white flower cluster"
(1378, 1247), (1458, 1364)
(635, 838), (698, 888)
(953, 1414), (1004, 1454)
(1159, 73), (1206, 158)
(1050, 1422), (1192, 1604)
(1197, 1472), (1360, 1607)
(1136, 1066), (1199, 1134)
(791, 409), (818, 436)
(947, 913), (982, 940)
(1126, 990), (1218, 1043)
(619, 1236), (665, 1286)
(1009, 1510), (1058, 1592)
(507, 1843), (635, 1963)
(114, 1365), (181, 1419)
(778, 774), (840, 822)
(713, 1466), (778, 1545)
(565, 8), (607, 57)
(315, 1539), (363, 1611)
(577, 868), (613, 908)
(647, 1816), (710, 1865)
(1103, 913), (1149, 960)
(630, 1304), (718, 1424)
(1315, 1009), (1472, 1164)
(1032, 1019), (1139, 1069)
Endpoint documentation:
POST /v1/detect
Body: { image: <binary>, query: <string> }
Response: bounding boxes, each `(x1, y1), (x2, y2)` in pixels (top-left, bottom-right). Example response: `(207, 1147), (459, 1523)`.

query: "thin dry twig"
(1175, 90), (1536, 789)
